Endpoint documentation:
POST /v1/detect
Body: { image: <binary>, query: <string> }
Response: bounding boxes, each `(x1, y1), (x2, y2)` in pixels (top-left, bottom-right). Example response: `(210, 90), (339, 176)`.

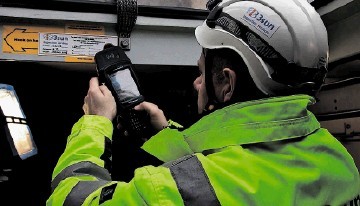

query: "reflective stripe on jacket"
(47, 95), (360, 205)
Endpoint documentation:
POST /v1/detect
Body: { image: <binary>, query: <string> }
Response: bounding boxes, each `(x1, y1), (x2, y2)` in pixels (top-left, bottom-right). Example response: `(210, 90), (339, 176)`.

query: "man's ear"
(222, 68), (236, 102)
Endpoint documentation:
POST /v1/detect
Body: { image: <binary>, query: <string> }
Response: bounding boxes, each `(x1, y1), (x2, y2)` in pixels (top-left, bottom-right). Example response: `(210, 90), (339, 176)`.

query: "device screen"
(109, 66), (141, 104)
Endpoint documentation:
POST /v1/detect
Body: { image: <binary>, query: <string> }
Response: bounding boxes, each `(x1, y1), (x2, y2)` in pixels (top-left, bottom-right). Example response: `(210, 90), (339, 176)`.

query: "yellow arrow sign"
(2, 26), (63, 55)
(4, 28), (38, 52)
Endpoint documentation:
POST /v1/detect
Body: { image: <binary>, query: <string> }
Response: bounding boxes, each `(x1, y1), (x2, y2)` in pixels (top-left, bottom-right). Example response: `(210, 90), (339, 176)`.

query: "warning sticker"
(2, 25), (118, 63)
(2, 26), (63, 54)
(39, 33), (118, 56)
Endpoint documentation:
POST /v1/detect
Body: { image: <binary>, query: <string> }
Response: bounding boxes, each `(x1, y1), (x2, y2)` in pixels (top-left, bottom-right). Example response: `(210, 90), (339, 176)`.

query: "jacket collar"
(142, 95), (320, 162)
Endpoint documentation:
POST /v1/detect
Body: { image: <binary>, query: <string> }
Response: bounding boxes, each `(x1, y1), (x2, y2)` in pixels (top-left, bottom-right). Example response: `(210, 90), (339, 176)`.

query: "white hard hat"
(196, 0), (329, 96)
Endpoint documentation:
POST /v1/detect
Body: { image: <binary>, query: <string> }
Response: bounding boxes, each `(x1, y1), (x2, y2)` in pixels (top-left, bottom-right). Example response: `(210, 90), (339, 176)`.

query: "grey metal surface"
(0, 6), (203, 66)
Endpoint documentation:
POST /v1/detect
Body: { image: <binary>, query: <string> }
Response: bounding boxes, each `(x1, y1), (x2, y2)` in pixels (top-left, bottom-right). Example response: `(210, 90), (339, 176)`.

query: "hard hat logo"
(243, 7), (280, 38)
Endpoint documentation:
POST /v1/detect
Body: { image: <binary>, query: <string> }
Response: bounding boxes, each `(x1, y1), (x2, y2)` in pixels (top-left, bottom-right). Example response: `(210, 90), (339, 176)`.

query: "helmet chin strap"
(202, 48), (267, 117)
(202, 49), (233, 115)
(202, 100), (232, 116)
(203, 49), (218, 113)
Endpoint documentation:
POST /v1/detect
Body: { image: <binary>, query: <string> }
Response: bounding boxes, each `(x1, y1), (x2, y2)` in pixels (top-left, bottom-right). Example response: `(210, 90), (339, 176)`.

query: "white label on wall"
(39, 33), (118, 56)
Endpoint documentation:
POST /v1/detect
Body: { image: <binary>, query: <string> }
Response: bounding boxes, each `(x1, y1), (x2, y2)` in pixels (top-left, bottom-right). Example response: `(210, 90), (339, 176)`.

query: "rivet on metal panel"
(345, 123), (352, 135)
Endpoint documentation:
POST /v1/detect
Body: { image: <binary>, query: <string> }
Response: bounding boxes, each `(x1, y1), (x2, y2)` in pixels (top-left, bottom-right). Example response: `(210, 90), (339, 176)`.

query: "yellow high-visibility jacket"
(47, 95), (360, 205)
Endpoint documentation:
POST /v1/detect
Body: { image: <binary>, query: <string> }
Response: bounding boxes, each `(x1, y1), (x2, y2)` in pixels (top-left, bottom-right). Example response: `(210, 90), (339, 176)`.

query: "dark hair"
(208, 48), (267, 103)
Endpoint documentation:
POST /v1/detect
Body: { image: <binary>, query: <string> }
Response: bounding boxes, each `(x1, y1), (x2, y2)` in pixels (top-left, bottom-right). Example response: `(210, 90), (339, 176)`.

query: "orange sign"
(3, 28), (38, 53)
(64, 56), (95, 63)
(2, 26), (63, 55)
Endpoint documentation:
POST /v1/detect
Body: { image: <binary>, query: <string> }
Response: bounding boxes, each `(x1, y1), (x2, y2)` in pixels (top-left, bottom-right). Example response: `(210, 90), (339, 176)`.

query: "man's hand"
(83, 77), (117, 121)
(134, 102), (168, 131)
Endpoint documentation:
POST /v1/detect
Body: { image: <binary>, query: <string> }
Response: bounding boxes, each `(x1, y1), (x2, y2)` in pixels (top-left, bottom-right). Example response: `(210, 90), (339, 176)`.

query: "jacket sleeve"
(46, 115), (147, 206)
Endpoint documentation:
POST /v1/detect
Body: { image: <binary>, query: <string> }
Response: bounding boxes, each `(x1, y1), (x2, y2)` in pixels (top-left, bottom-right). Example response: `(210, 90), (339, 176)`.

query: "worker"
(47, 0), (360, 205)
